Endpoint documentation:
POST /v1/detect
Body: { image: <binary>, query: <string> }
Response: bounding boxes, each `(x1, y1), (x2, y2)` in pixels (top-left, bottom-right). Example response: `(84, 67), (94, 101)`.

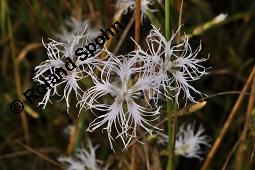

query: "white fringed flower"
(33, 32), (101, 110)
(58, 140), (108, 170)
(115, 0), (156, 23)
(78, 51), (161, 150)
(157, 123), (210, 160)
(132, 25), (208, 104)
(56, 17), (100, 42)
(175, 123), (210, 160)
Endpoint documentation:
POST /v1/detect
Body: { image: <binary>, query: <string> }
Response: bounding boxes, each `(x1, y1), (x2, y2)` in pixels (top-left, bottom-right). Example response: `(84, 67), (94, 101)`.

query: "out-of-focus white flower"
(175, 123), (210, 160)
(115, 0), (135, 15)
(132, 25), (208, 105)
(115, 0), (156, 23)
(33, 32), (101, 110)
(58, 140), (108, 170)
(78, 50), (162, 150)
(56, 17), (100, 43)
(157, 123), (210, 160)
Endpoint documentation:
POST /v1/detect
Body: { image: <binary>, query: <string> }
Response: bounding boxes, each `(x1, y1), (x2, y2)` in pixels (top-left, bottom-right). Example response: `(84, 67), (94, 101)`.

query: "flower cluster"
(34, 19), (208, 150)
(132, 25), (208, 105)
(78, 50), (162, 149)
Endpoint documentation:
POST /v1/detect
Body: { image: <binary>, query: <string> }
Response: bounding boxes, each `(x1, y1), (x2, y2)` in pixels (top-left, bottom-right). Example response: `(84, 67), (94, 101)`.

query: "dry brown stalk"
(17, 43), (41, 64)
(235, 76), (255, 169)
(0, 148), (60, 159)
(113, 17), (135, 55)
(143, 144), (150, 170)
(7, 11), (31, 145)
(171, 0), (184, 163)
(15, 140), (63, 169)
(201, 65), (255, 170)
(222, 137), (241, 170)
(131, 1), (141, 170)
(67, 122), (79, 155)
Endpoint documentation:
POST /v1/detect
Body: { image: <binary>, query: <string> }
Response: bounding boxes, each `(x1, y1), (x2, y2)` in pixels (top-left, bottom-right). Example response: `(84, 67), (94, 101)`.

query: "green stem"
(165, 0), (170, 40)
(75, 111), (86, 150)
(166, 97), (174, 170)
(165, 0), (174, 170)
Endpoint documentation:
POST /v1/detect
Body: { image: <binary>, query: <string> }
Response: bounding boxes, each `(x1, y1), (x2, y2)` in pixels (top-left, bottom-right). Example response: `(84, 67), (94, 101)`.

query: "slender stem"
(15, 140), (63, 169)
(7, 5), (30, 145)
(235, 76), (255, 170)
(177, 0), (184, 44)
(165, 0), (174, 170)
(165, 0), (170, 40)
(166, 97), (174, 170)
(67, 122), (78, 155)
(171, 1), (184, 169)
(135, 0), (141, 45)
(131, 1), (141, 170)
(75, 111), (86, 149)
(113, 17), (135, 55)
(67, 106), (87, 155)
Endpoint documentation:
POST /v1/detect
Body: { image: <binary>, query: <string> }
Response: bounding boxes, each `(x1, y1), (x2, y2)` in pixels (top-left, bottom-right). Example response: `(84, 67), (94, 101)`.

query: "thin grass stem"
(165, 0), (174, 170)
(131, 1), (141, 170)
